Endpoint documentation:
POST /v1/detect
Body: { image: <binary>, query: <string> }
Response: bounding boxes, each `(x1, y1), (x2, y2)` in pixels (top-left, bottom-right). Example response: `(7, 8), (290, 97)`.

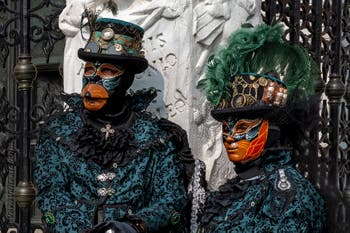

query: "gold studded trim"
(89, 32), (144, 57)
(227, 74), (288, 109)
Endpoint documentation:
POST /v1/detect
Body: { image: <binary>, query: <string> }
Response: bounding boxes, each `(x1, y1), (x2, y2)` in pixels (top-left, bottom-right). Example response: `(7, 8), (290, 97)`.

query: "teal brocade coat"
(34, 94), (189, 233)
(198, 150), (326, 233)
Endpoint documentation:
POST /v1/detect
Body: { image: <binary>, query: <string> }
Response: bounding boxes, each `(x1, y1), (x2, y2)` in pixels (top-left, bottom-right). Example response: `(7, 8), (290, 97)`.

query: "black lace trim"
(41, 89), (194, 171)
(71, 114), (138, 167)
(200, 177), (263, 226)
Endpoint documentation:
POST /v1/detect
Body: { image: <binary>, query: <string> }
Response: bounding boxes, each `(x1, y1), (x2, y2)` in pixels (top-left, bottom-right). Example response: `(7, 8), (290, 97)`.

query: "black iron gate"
(262, 0), (350, 232)
(0, 0), (64, 232)
(0, 0), (349, 232)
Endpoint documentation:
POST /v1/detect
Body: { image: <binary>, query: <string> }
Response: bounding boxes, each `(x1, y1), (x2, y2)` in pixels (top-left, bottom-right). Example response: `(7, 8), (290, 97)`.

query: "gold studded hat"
(211, 72), (289, 121)
(198, 23), (318, 123)
(78, 18), (148, 73)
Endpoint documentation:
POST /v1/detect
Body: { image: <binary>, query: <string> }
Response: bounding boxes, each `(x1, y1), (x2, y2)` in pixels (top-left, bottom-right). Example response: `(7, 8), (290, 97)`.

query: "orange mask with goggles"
(81, 62), (133, 111)
(222, 118), (269, 163)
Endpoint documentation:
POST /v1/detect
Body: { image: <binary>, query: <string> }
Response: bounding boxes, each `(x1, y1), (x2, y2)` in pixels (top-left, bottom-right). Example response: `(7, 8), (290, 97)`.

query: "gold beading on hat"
(229, 75), (288, 109)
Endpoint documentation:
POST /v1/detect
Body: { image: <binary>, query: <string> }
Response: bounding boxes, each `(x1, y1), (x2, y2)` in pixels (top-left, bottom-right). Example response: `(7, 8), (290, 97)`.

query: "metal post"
(14, 0), (37, 232)
(309, 0), (324, 188)
(324, 0), (345, 231)
(265, 0), (276, 25)
(290, 0), (300, 44)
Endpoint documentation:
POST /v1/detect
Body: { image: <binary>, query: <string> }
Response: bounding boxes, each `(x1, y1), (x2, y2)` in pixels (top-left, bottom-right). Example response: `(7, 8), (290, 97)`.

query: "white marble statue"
(59, 0), (262, 189)
(192, 0), (262, 189)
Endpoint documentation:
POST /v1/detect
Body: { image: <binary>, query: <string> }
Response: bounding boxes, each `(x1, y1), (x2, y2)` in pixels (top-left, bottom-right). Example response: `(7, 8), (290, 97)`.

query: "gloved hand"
(88, 221), (138, 233)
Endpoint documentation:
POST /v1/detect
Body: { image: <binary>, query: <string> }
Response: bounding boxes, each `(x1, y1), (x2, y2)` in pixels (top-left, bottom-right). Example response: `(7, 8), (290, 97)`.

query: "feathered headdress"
(198, 23), (319, 122)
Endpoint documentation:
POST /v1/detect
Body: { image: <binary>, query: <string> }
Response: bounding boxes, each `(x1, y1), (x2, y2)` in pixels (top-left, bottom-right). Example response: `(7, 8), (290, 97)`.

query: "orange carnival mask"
(222, 118), (269, 163)
(81, 62), (127, 111)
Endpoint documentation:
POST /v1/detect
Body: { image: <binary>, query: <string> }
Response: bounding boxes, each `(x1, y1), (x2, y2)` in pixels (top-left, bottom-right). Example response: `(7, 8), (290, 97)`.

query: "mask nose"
(86, 75), (101, 84)
(84, 91), (91, 98)
(225, 136), (235, 143)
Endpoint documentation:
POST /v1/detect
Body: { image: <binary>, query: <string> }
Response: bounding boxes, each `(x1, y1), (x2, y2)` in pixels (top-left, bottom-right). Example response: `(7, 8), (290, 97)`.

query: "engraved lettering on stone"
(166, 89), (188, 117)
(164, 53), (177, 71)
(157, 33), (166, 47)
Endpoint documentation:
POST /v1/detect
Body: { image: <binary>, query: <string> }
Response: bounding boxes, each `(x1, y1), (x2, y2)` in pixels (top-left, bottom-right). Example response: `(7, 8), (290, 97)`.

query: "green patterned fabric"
(34, 94), (189, 233)
(198, 150), (325, 233)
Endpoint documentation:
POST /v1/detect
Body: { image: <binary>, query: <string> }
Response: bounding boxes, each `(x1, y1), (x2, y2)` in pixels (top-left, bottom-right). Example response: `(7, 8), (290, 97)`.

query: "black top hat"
(78, 18), (148, 73)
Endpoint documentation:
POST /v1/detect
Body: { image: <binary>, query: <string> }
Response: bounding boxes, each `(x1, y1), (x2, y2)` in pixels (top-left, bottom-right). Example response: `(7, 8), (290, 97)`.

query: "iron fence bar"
(324, 0), (346, 231)
(14, 0), (37, 232)
(309, 0), (324, 189)
(326, 0), (344, 189)
(341, 0), (350, 223)
(265, 0), (276, 25)
(311, 0), (322, 66)
(290, 0), (300, 44)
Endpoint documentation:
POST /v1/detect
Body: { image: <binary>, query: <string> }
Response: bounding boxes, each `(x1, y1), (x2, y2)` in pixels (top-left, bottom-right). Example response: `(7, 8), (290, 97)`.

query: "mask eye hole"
(97, 63), (124, 79)
(233, 118), (262, 135)
(222, 122), (230, 133)
(234, 123), (250, 134)
(84, 63), (96, 77)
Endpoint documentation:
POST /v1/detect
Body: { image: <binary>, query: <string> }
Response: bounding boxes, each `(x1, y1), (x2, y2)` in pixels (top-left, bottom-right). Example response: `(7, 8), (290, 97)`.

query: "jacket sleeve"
(262, 168), (326, 233)
(34, 135), (92, 232)
(135, 144), (188, 232)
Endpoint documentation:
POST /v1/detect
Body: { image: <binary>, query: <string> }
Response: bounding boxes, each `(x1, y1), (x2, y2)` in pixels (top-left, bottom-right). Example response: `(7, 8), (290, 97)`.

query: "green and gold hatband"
(211, 73), (288, 121)
(78, 18), (148, 73)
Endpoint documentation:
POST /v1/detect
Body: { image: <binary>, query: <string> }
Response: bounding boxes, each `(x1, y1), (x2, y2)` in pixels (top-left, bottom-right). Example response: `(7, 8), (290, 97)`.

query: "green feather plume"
(197, 23), (318, 105)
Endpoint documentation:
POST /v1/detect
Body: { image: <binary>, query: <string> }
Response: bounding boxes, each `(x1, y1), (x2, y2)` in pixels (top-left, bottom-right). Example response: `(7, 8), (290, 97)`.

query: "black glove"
(88, 221), (138, 233)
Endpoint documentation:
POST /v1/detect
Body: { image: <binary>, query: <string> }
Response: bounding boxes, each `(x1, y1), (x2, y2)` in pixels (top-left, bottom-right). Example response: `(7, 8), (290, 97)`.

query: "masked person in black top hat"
(195, 23), (326, 232)
(34, 16), (193, 233)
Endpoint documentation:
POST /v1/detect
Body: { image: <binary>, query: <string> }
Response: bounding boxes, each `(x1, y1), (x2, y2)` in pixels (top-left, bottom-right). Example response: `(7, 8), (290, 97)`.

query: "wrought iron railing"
(262, 0), (350, 232)
(0, 0), (64, 232)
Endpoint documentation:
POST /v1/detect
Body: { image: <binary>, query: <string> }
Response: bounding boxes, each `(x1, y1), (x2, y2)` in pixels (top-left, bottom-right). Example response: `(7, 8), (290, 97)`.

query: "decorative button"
(258, 77), (268, 86)
(97, 172), (116, 182)
(106, 172), (116, 180)
(55, 137), (61, 141)
(277, 169), (291, 191)
(44, 212), (55, 225)
(97, 188), (116, 196)
(101, 124), (115, 140)
(97, 174), (108, 182)
(101, 28), (115, 41)
(115, 44), (123, 52)
(112, 163), (118, 168)
(250, 201), (255, 207)
(97, 188), (107, 196)
(170, 212), (181, 225)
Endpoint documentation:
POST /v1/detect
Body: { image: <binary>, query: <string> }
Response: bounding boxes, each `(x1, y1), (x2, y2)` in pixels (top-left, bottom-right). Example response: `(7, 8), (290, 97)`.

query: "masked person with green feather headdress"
(195, 23), (326, 232)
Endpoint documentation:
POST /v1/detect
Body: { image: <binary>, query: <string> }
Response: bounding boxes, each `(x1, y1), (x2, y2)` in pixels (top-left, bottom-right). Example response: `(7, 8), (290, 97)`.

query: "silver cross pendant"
(101, 123), (115, 140)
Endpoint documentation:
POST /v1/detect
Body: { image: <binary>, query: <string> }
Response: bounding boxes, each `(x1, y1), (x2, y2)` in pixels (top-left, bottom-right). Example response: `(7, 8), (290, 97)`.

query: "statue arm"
(59, 0), (99, 37)
(34, 136), (92, 232)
